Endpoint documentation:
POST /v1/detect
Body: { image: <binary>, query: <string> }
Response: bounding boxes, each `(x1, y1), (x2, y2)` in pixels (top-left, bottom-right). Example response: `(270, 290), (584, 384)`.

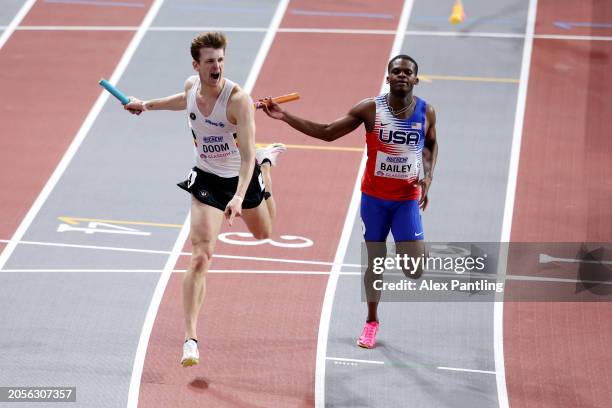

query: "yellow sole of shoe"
(181, 358), (199, 367)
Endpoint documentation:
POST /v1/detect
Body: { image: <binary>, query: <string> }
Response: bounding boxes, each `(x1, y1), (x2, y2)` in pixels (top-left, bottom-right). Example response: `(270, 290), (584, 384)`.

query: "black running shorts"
(177, 165), (266, 211)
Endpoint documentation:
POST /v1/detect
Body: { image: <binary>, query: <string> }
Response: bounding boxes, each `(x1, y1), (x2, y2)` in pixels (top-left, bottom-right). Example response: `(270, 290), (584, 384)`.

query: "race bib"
(374, 151), (417, 179)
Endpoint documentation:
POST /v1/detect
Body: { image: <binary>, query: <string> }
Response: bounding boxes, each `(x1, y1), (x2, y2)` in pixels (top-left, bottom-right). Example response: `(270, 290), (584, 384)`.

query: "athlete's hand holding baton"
(124, 98), (147, 115)
(255, 93), (299, 114)
(261, 97), (285, 120)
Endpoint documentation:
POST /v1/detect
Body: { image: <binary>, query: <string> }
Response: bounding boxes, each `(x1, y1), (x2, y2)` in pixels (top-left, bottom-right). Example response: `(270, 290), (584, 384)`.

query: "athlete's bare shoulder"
(426, 103), (436, 117)
(227, 84), (252, 111)
(227, 83), (253, 125)
(425, 103), (436, 130)
(184, 75), (198, 92)
(350, 97), (376, 132)
(228, 84), (250, 103)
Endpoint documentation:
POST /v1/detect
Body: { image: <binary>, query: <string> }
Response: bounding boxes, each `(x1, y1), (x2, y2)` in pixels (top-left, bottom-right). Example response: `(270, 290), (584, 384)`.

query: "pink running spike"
(357, 321), (380, 349)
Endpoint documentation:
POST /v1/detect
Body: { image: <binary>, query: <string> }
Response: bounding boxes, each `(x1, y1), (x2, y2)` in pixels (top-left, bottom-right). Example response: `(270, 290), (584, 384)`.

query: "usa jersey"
(361, 95), (426, 201)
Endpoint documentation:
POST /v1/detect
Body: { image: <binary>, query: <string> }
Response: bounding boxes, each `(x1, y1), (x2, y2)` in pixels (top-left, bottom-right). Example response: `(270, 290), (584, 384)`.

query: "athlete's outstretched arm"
(123, 76), (196, 115)
(263, 98), (372, 142)
(420, 104), (438, 210)
(226, 90), (256, 225)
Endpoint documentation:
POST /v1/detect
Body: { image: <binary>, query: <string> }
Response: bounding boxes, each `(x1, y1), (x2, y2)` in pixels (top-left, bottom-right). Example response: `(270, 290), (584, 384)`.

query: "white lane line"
(327, 357), (385, 365)
(0, 238), (173, 255)
(1, 269), (154, 272)
(7, 25), (396, 34)
(3, 268), (611, 286)
(6, 25), (612, 41)
(280, 27), (395, 35)
(327, 358), (496, 374)
(154, 26), (398, 35)
(5, 267), (611, 286)
(0, 1), (164, 269)
(126, 1), (290, 407)
(314, 1), (415, 407)
(0, 238), (362, 267)
(199, 269), (330, 275)
(150, 26), (267, 32)
(495, 1), (539, 407)
(406, 30), (523, 39)
(505, 274), (612, 285)
(0, 268), (329, 275)
(429, 270), (612, 286)
(0, 0), (37, 50)
(14, 25), (139, 30)
(438, 366), (496, 375)
(540, 253), (612, 265)
(535, 34), (612, 41)
(127, 217), (189, 408)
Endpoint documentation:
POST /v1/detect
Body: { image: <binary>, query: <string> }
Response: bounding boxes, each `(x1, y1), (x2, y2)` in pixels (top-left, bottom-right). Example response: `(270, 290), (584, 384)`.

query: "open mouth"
(211, 72), (220, 80)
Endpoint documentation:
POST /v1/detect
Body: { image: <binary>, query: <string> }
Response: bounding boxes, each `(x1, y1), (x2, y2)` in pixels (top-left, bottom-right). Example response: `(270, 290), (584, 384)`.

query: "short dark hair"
(387, 54), (418, 74)
(190, 32), (227, 61)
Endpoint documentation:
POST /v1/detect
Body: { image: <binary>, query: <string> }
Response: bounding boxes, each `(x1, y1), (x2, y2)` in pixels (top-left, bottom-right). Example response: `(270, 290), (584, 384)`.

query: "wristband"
(233, 195), (243, 202)
(141, 101), (148, 111)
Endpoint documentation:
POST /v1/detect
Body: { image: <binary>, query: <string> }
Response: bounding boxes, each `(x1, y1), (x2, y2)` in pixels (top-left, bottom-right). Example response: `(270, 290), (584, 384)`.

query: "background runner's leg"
(260, 162), (277, 221)
(242, 202), (272, 240)
(242, 163), (276, 239)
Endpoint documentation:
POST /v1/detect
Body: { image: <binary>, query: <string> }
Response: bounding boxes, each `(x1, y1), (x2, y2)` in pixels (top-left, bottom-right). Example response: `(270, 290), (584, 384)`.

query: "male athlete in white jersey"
(264, 55), (437, 348)
(124, 32), (286, 366)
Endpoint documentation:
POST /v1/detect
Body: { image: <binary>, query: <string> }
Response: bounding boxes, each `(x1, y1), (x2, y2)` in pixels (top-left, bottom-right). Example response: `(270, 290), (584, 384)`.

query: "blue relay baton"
(99, 79), (130, 105)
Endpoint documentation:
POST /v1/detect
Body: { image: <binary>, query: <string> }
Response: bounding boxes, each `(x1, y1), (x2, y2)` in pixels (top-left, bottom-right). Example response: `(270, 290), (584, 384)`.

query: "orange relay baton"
(254, 92), (300, 109)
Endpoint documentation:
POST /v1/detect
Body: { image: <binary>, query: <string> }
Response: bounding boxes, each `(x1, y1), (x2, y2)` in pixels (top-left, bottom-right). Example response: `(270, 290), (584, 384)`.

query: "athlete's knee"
(400, 255), (423, 279)
(252, 228), (271, 240)
(190, 240), (214, 272)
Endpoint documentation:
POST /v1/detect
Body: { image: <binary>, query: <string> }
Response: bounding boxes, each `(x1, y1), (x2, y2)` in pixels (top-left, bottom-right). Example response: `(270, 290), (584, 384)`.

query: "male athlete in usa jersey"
(264, 55), (438, 349)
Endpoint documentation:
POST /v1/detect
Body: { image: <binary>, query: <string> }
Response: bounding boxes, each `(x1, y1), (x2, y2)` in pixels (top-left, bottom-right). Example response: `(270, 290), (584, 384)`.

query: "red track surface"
(139, 1), (404, 406)
(505, 1), (612, 406)
(22, 0), (154, 26)
(0, 1), (150, 242)
(535, 0), (612, 36)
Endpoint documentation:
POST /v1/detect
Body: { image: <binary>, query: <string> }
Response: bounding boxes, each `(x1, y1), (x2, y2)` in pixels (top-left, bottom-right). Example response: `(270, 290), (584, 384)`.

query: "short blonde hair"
(190, 32), (227, 61)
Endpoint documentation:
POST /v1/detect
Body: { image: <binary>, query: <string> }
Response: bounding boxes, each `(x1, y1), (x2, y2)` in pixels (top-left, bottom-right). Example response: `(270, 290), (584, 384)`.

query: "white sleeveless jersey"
(187, 76), (240, 178)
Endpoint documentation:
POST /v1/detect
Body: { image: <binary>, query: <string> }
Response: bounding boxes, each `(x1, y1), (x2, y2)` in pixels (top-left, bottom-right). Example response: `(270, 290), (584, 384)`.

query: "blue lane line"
(45, 0), (145, 7)
(554, 21), (612, 30)
(413, 15), (520, 26)
(169, 4), (272, 14)
(291, 9), (394, 20)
